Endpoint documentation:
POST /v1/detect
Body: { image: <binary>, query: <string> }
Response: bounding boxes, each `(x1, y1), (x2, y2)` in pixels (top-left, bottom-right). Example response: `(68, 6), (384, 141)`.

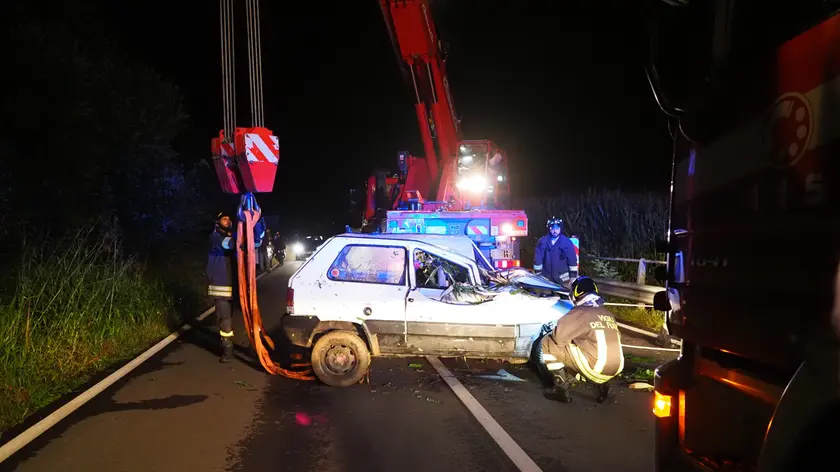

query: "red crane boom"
(365, 0), (513, 221)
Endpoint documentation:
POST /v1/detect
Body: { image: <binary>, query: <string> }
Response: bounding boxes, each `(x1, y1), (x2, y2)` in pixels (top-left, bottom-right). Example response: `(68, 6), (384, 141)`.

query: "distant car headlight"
(292, 242), (304, 254)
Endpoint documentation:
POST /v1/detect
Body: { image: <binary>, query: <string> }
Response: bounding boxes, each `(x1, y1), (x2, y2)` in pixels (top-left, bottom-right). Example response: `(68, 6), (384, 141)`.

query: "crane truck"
(362, 0), (530, 270)
(647, 0), (839, 470)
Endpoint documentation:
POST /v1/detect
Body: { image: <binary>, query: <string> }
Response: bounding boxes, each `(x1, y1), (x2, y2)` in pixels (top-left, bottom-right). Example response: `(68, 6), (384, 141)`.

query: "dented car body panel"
(284, 234), (574, 360)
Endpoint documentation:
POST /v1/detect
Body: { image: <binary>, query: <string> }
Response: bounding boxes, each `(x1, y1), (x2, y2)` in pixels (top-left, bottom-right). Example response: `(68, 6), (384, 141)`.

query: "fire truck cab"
(648, 0), (840, 470)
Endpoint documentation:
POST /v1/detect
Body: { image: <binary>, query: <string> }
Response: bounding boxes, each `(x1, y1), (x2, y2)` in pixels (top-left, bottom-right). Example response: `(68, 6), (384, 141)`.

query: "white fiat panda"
(282, 233), (573, 386)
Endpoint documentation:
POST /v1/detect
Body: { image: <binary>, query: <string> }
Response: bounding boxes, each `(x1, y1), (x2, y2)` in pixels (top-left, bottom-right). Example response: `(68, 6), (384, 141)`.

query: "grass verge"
(0, 232), (187, 433)
(604, 297), (665, 333)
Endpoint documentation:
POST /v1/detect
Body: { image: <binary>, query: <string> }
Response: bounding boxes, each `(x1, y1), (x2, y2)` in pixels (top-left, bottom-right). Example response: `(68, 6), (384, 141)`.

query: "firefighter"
(207, 212), (237, 363)
(535, 276), (624, 403)
(256, 217), (271, 273)
(534, 217), (579, 287)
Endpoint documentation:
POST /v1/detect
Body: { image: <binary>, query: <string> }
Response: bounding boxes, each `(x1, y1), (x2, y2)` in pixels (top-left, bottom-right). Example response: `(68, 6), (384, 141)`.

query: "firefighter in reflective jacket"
(535, 276), (624, 403)
(534, 217), (579, 287)
(207, 212), (237, 363)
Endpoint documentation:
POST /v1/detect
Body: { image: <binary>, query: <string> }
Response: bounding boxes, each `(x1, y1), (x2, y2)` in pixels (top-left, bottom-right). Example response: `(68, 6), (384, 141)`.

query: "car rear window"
(327, 244), (407, 286)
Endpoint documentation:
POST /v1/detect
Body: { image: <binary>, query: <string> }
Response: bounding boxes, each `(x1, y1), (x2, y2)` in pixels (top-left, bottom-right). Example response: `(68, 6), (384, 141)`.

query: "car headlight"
(292, 242), (304, 254)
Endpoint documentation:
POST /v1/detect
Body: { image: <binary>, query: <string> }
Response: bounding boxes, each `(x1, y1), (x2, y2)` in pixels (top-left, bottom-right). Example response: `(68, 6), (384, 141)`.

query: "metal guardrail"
(592, 278), (661, 305)
(579, 255), (667, 305)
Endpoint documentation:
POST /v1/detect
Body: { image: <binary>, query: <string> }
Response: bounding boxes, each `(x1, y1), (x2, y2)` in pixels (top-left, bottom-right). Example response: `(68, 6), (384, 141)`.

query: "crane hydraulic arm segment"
(210, 0), (312, 379)
(371, 0), (512, 215)
(367, 0), (525, 269)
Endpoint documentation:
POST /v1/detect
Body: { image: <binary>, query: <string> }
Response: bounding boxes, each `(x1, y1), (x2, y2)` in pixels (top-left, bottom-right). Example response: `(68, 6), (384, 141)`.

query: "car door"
(323, 243), (410, 354)
(404, 247), (516, 357)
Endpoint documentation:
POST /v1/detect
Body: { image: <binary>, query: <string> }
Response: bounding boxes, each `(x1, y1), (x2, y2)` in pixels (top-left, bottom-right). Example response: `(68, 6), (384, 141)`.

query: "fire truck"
(647, 0), (839, 470)
(362, 0), (528, 269)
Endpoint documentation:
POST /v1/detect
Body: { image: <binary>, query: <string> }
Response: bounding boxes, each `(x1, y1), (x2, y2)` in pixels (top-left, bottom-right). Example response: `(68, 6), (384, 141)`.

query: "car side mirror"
(653, 290), (671, 312)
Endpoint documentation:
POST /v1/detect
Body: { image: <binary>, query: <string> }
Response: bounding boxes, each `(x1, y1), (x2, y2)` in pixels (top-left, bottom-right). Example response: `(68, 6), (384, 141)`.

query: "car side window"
(413, 249), (470, 289)
(327, 245), (406, 285)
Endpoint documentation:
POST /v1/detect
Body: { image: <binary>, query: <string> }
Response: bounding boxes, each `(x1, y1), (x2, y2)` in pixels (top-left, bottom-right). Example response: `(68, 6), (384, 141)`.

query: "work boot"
(545, 374), (573, 403)
(597, 381), (613, 404)
(220, 337), (234, 363)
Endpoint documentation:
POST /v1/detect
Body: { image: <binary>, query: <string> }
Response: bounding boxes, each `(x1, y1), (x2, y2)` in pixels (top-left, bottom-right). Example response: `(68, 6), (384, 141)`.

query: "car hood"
(496, 268), (568, 293)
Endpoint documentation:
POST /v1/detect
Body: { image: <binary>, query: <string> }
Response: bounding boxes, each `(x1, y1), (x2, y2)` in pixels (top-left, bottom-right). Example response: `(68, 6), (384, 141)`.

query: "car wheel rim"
(324, 343), (357, 375)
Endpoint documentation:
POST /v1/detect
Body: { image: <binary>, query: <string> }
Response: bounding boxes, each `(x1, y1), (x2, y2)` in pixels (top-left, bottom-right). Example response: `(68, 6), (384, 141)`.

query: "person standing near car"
(534, 217), (578, 287)
(207, 212), (237, 363)
(535, 276), (624, 403)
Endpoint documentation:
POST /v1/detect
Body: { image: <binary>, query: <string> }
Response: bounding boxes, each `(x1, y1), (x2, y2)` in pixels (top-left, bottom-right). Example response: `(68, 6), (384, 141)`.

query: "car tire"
(311, 330), (371, 387)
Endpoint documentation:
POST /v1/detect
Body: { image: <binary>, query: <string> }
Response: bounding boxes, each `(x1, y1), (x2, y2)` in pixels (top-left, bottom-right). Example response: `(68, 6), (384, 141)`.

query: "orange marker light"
(653, 391), (672, 418)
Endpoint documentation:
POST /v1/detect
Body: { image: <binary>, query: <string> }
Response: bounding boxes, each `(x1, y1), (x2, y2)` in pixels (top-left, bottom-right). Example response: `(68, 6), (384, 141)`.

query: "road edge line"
(0, 266), (277, 463)
(426, 356), (543, 472)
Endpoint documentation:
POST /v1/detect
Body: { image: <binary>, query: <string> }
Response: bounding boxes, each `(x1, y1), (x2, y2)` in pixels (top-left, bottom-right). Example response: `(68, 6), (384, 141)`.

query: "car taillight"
(286, 287), (294, 314)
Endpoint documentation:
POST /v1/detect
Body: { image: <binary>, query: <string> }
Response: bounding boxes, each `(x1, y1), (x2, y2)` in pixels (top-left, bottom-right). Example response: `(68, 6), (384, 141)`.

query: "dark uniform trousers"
(207, 230), (236, 339)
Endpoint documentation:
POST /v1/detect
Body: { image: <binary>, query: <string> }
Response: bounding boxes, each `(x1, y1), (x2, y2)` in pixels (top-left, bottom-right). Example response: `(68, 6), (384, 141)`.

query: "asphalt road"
(0, 262), (675, 472)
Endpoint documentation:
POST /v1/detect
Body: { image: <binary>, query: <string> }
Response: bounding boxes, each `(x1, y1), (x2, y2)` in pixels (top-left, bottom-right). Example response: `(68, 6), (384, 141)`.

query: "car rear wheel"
(311, 330), (371, 387)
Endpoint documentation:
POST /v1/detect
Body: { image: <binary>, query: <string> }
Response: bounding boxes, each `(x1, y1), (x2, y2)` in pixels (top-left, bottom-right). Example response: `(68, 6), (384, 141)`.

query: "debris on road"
(475, 369), (526, 382)
(628, 382), (654, 392)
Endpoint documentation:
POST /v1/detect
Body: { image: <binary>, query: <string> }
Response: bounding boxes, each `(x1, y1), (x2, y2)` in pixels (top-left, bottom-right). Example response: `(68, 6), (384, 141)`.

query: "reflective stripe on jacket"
(540, 304), (624, 384)
(206, 230), (236, 299)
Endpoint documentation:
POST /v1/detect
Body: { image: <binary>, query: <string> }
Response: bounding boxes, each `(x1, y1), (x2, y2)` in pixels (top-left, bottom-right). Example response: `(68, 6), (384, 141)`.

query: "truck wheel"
(311, 330), (371, 387)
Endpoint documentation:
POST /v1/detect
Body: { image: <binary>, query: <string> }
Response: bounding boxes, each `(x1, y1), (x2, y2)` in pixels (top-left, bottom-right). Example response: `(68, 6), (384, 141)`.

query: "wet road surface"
(0, 262), (674, 472)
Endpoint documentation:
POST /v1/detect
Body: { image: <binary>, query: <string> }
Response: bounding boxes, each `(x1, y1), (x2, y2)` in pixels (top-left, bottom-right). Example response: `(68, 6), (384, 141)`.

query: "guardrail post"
(635, 259), (647, 309)
(636, 258), (647, 285)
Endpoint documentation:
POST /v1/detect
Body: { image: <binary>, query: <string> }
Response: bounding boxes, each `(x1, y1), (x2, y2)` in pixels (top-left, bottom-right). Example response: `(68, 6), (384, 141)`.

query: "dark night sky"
(102, 0), (671, 226)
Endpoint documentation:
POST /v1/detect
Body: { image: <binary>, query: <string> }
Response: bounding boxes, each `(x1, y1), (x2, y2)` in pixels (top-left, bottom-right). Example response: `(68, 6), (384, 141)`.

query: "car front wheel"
(311, 330), (371, 387)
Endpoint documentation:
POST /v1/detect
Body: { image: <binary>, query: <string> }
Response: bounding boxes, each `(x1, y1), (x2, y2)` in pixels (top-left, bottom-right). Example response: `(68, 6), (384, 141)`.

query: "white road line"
(426, 356), (543, 472)
(0, 264), (282, 463)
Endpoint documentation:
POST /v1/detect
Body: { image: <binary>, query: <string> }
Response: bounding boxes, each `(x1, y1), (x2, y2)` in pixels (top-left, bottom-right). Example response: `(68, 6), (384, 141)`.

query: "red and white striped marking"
(245, 133), (279, 164)
(219, 142), (236, 158)
(467, 225), (488, 236)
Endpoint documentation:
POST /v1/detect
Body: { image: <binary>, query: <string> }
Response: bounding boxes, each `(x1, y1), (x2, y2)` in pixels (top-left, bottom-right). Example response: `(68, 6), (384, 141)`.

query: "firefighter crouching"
(534, 217), (578, 288)
(534, 276), (624, 403)
(207, 212), (237, 363)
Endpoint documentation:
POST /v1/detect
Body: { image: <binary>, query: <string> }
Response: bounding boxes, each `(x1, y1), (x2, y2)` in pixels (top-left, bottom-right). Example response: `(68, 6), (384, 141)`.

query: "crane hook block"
(211, 127), (280, 194)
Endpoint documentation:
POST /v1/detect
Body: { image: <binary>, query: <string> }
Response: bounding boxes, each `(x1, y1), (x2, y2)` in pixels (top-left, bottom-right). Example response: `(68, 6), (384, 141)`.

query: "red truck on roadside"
(647, 1), (839, 470)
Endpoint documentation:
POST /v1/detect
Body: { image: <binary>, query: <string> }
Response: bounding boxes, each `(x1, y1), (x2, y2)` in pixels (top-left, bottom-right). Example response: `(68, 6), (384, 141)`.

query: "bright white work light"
(456, 174), (488, 193)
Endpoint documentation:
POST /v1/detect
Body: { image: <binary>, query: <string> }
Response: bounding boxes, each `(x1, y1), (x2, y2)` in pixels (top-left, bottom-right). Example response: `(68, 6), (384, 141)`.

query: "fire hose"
(236, 193), (315, 380)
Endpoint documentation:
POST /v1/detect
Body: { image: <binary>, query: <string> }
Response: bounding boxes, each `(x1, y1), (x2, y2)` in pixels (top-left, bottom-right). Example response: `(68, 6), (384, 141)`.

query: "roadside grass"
(604, 296), (665, 333)
(0, 232), (182, 433)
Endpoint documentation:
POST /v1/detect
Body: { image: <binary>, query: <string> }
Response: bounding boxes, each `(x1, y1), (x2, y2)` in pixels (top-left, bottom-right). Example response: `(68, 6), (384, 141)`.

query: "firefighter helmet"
(546, 217), (563, 230)
(570, 276), (599, 303)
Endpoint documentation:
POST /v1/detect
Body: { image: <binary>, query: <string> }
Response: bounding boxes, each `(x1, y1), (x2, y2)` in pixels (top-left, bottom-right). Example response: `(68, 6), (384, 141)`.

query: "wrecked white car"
(282, 233), (574, 386)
